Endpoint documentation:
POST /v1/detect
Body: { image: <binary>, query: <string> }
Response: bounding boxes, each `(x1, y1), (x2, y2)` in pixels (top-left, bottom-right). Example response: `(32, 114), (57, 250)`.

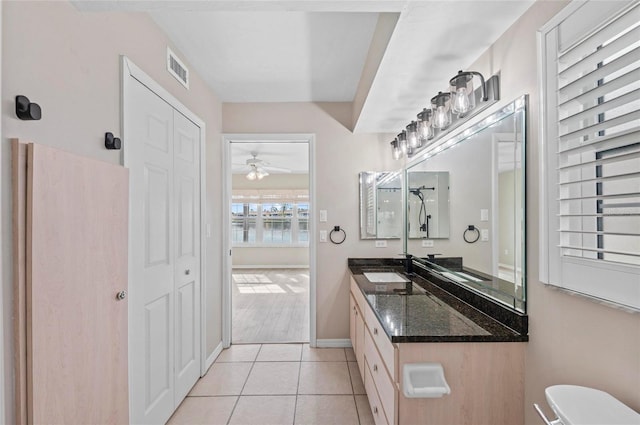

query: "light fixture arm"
(451, 70), (488, 102)
(469, 71), (488, 102)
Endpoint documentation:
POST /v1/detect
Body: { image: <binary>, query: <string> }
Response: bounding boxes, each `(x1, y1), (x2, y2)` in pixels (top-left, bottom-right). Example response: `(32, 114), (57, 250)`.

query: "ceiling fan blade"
(262, 165), (292, 173)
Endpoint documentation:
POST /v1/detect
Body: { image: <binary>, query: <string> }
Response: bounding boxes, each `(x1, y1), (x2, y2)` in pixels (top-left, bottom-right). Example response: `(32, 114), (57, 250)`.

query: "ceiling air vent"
(167, 47), (189, 89)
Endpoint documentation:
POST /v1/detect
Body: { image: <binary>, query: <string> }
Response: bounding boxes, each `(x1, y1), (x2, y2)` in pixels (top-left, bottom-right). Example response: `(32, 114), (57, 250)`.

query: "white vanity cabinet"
(350, 277), (397, 424)
(349, 276), (526, 425)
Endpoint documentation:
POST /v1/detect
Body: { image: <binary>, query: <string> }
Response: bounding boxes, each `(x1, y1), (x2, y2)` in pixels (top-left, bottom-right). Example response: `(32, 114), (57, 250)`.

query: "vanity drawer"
(364, 358), (389, 425)
(363, 303), (397, 381)
(364, 329), (396, 425)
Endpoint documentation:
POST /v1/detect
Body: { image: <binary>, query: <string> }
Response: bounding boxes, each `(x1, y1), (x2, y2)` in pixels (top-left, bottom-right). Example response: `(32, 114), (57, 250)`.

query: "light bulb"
(434, 105), (450, 129)
(246, 170), (257, 180)
(256, 167), (269, 180)
(399, 138), (408, 154)
(392, 146), (402, 160)
(418, 120), (433, 141)
(453, 87), (471, 114)
(407, 131), (418, 148)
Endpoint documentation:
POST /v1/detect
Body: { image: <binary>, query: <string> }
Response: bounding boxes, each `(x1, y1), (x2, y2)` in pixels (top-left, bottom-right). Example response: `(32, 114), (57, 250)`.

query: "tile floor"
(168, 344), (373, 425)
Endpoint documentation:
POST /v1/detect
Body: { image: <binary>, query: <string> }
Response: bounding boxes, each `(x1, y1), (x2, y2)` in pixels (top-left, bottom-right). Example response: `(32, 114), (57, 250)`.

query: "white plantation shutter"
(540, 0), (640, 310)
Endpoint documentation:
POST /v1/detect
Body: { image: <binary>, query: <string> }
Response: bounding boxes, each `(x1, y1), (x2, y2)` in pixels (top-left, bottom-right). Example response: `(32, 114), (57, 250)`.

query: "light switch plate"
(422, 240), (434, 247)
(481, 229), (489, 241)
(319, 210), (328, 222)
(319, 230), (327, 242)
(481, 209), (489, 221)
(375, 240), (387, 248)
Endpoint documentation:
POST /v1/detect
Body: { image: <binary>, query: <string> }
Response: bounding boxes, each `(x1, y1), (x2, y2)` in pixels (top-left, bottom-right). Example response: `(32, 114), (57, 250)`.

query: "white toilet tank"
(540, 385), (640, 425)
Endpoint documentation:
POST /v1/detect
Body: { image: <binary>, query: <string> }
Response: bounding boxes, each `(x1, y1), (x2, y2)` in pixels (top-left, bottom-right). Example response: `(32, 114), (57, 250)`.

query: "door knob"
(185, 269), (191, 275)
(116, 290), (127, 301)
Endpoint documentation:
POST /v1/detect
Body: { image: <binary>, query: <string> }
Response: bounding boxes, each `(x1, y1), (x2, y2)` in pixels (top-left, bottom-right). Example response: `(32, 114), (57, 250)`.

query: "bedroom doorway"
(223, 135), (315, 345)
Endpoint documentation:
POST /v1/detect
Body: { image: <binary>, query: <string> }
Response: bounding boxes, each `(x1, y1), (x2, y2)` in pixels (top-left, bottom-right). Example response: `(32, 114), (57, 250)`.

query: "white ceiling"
(73, 0), (535, 164)
(151, 11), (379, 102)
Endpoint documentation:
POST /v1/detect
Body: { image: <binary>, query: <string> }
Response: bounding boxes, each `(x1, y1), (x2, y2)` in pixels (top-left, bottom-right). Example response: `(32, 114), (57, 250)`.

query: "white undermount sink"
(363, 272), (410, 283)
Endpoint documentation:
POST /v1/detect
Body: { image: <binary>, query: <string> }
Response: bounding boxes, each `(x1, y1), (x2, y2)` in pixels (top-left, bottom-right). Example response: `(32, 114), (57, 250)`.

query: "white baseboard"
(232, 265), (309, 269)
(205, 341), (224, 373)
(316, 338), (352, 348)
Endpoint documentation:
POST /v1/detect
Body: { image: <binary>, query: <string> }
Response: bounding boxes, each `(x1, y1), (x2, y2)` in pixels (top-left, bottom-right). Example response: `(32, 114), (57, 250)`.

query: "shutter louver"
(556, 2), (640, 266)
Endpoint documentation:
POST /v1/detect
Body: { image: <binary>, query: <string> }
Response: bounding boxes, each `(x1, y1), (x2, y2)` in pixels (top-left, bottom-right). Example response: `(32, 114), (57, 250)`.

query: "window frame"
(537, 0), (640, 311)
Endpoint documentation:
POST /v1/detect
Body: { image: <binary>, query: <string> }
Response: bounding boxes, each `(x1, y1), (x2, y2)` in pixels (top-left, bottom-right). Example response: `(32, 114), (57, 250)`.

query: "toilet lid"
(546, 385), (640, 425)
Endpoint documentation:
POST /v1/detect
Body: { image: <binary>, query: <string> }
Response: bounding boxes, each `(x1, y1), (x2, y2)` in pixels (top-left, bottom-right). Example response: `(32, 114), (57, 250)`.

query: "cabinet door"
(350, 294), (357, 351)
(355, 304), (366, 379)
(25, 143), (129, 424)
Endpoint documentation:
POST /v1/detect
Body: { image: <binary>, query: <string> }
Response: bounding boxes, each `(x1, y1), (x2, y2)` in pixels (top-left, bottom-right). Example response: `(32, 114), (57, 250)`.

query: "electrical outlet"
(319, 230), (327, 242)
(481, 229), (489, 241)
(422, 240), (434, 247)
(319, 210), (328, 222)
(375, 240), (387, 248)
(481, 209), (489, 221)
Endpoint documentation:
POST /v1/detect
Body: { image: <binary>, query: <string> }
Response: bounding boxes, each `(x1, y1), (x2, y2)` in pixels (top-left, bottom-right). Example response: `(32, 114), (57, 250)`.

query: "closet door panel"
(26, 143), (129, 424)
(173, 110), (201, 401)
(128, 77), (176, 424)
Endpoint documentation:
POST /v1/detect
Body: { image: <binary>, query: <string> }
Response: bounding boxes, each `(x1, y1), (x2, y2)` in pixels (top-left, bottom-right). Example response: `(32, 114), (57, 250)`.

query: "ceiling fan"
(234, 152), (291, 180)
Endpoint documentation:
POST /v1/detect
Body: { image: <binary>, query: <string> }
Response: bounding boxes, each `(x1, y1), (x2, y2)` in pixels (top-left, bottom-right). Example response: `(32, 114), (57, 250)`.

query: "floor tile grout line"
(293, 344), (303, 425)
(225, 344), (261, 425)
(345, 357), (363, 425)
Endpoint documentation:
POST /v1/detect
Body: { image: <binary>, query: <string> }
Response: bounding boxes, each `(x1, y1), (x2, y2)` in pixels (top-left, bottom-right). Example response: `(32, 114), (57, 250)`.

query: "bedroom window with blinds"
(539, 0), (640, 310)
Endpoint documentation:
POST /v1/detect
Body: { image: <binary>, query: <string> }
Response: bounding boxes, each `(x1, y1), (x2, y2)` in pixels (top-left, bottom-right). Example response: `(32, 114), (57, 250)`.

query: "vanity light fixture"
(406, 121), (420, 149)
(431, 92), (452, 130)
(391, 138), (402, 160)
(450, 70), (488, 117)
(389, 71), (499, 160)
(417, 108), (433, 143)
(397, 130), (408, 155)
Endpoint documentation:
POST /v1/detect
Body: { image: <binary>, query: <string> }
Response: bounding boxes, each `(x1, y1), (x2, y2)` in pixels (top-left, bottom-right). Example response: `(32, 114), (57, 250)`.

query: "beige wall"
(1, 2), (223, 422)
(223, 102), (401, 339)
(465, 1), (640, 423)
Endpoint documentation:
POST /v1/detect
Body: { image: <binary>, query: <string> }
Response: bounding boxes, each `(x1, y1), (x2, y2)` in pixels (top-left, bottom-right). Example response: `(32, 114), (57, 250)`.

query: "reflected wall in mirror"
(407, 172), (450, 239)
(359, 171), (402, 239)
(405, 95), (527, 312)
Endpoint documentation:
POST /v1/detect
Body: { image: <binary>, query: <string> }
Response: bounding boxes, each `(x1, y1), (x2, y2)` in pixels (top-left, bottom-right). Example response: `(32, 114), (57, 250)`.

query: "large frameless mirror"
(407, 171), (450, 239)
(359, 171), (403, 239)
(405, 95), (528, 312)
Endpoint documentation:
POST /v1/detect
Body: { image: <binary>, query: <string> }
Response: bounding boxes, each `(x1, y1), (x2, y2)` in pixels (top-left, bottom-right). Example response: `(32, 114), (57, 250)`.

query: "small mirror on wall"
(407, 171), (450, 239)
(359, 171), (402, 239)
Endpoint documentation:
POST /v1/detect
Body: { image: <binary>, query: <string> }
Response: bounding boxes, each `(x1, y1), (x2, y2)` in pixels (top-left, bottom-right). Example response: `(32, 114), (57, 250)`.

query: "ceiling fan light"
(256, 167), (269, 180)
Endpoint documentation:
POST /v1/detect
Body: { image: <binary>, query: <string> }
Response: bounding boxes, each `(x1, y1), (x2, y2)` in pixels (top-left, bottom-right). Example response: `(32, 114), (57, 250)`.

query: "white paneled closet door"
(173, 109), (201, 402)
(127, 76), (201, 425)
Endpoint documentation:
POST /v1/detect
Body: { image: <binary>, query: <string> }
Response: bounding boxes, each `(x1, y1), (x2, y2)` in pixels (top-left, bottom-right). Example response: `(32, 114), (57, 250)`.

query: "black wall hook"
(15, 95), (41, 120)
(105, 132), (122, 150)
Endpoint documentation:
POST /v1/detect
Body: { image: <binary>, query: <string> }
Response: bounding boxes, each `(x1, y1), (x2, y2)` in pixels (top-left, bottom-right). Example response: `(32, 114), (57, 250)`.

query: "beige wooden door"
(26, 143), (129, 423)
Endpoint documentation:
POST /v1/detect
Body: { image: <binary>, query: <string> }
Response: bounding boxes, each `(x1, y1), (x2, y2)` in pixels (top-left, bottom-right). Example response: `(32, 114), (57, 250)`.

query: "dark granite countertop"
(349, 262), (528, 343)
